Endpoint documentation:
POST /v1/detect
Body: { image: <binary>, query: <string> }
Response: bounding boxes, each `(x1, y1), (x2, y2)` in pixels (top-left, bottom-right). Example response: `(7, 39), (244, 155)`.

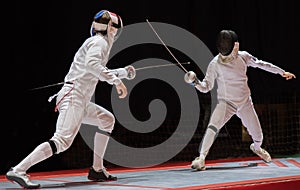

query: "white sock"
(253, 142), (262, 151)
(199, 129), (216, 157)
(199, 154), (205, 160)
(92, 133), (109, 171)
(14, 142), (53, 173)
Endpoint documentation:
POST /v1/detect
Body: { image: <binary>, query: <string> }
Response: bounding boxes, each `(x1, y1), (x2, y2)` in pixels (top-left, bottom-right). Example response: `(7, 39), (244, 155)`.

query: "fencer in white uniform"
(185, 30), (296, 171)
(6, 10), (128, 188)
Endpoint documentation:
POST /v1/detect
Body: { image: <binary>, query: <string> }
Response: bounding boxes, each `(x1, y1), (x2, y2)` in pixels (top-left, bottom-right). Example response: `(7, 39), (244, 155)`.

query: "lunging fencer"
(6, 10), (129, 189)
(185, 30), (296, 171)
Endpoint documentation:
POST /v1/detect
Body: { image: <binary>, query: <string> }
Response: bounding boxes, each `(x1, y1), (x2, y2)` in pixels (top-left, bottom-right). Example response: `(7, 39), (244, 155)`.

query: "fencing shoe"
(6, 168), (40, 189)
(250, 143), (272, 163)
(87, 167), (117, 181)
(191, 155), (206, 171)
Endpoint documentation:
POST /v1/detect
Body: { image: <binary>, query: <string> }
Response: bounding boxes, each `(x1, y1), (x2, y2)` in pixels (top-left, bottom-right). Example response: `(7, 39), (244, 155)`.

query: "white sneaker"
(250, 143), (272, 163)
(191, 156), (206, 171)
(6, 168), (40, 189)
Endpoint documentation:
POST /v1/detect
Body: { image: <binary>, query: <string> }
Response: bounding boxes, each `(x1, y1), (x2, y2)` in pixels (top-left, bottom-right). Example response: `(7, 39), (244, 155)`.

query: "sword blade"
(135, 62), (190, 71)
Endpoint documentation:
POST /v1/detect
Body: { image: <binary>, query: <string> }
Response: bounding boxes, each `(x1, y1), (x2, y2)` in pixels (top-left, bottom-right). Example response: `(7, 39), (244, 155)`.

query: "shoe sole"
(250, 152), (272, 163)
(87, 176), (105, 182)
(191, 165), (206, 171)
(87, 176), (117, 182)
(6, 175), (40, 189)
(261, 158), (272, 163)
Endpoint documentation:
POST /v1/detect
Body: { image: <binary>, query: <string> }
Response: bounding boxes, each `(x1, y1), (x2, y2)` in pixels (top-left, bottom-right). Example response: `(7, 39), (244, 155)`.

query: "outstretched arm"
(242, 51), (286, 75)
(243, 52), (296, 81)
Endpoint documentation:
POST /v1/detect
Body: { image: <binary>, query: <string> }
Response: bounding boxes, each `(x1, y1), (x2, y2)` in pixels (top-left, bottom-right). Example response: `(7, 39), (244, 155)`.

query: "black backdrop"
(3, 0), (299, 174)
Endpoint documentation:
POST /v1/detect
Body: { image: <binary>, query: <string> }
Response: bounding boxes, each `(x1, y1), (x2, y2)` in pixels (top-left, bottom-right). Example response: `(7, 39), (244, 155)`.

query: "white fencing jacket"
(195, 51), (285, 107)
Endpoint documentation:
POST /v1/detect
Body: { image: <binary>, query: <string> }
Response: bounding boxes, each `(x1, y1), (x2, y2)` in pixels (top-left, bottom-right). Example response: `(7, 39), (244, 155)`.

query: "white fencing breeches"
(199, 97), (263, 157)
(50, 86), (115, 154)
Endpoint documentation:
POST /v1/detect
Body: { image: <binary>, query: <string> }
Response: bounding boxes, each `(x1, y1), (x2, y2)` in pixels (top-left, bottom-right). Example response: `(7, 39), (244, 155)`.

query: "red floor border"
(0, 156), (262, 181)
(171, 176), (300, 190)
(1, 156), (299, 190)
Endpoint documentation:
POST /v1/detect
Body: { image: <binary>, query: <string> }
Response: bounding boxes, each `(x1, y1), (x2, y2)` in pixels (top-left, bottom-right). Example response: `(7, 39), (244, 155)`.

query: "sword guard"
(125, 65), (136, 80)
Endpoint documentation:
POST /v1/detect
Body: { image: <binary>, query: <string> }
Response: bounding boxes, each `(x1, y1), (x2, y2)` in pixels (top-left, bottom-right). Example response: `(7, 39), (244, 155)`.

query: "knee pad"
(104, 131), (111, 136)
(48, 140), (58, 154)
(208, 125), (218, 133)
(96, 129), (112, 137)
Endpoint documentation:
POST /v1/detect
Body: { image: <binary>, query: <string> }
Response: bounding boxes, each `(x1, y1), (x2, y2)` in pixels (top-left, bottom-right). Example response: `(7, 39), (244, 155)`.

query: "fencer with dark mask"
(185, 30), (296, 171)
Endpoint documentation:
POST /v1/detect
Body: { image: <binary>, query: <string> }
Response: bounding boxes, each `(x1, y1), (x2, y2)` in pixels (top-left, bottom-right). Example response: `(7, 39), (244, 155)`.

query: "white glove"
(109, 65), (136, 80)
(184, 71), (199, 86)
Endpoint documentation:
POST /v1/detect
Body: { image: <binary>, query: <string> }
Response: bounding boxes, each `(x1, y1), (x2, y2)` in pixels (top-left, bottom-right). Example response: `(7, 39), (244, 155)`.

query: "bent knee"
(50, 136), (74, 154)
(107, 114), (116, 126)
(106, 113), (115, 125)
(99, 113), (115, 132)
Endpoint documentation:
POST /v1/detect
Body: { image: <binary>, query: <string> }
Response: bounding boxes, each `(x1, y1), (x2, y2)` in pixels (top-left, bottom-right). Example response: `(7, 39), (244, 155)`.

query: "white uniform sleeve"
(85, 40), (121, 85)
(195, 61), (217, 93)
(241, 51), (285, 75)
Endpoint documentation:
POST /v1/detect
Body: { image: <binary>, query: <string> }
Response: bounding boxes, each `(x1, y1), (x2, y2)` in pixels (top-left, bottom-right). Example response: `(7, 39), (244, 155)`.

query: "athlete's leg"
(237, 97), (271, 162)
(199, 101), (237, 157)
(237, 97), (263, 150)
(7, 87), (85, 188)
(192, 101), (236, 170)
(82, 102), (117, 181)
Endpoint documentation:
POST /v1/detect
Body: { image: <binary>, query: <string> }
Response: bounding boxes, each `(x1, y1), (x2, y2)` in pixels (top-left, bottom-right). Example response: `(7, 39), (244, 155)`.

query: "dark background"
(3, 0), (299, 174)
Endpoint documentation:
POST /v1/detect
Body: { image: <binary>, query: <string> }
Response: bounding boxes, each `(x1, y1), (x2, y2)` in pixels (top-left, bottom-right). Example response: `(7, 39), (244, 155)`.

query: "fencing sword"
(146, 20), (232, 137)
(30, 20), (194, 91)
(29, 82), (65, 91)
(146, 19), (199, 84)
(135, 62), (190, 71)
(146, 19), (189, 73)
(29, 61), (190, 91)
